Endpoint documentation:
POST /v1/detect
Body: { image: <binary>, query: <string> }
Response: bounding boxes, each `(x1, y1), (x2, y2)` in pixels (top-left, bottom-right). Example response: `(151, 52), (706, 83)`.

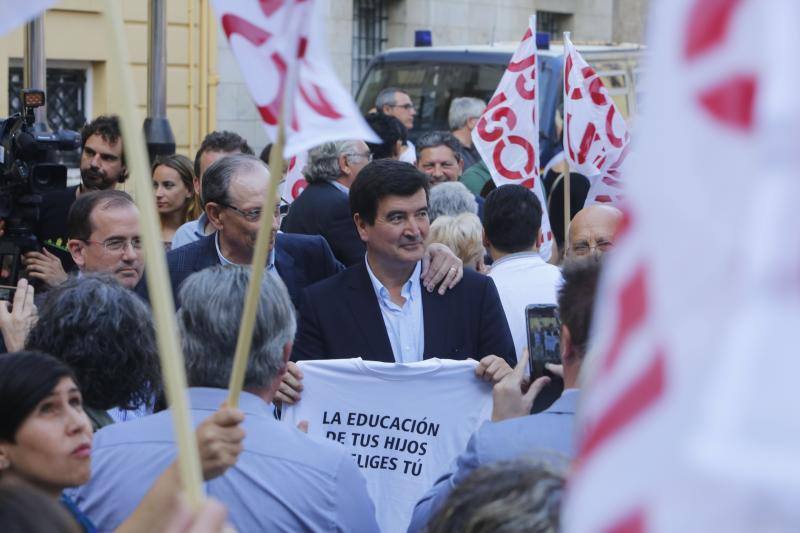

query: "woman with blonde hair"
(426, 213), (487, 273)
(152, 154), (196, 250)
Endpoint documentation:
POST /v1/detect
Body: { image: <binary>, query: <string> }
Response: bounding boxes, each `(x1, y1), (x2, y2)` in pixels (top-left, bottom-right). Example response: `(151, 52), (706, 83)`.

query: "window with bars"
(8, 66), (86, 166)
(352, 0), (388, 92)
(536, 11), (573, 40)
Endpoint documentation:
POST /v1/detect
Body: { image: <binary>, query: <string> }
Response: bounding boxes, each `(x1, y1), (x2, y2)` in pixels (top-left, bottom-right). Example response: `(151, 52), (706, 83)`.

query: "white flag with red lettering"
(280, 150), (308, 204)
(0, 0), (54, 36)
(213, 0), (378, 157)
(472, 15), (552, 260)
(563, 34), (630, 205)
(564, 1), (800, 532)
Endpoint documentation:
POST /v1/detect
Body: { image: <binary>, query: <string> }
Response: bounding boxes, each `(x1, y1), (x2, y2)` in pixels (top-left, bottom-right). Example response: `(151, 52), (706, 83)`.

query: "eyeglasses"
(83, 237), (142, 253)
(389, 103), (415, 110)
(346, 151), (373, 162)
(219, 202), (288, 223)
(219, 203), (263, 222)
(571, 240), (614, 256)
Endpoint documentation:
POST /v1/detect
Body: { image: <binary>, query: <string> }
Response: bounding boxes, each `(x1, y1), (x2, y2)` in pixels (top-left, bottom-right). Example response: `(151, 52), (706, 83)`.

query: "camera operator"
(28, 115), (127, 288)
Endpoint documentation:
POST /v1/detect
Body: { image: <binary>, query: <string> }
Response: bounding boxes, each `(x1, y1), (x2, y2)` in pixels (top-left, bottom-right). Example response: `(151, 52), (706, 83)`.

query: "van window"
(357, 62), (507, 137)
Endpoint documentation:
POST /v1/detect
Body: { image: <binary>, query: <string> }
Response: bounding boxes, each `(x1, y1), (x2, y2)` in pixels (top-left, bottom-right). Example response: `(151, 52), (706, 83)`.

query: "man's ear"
(339, 154), (352, 177)
(118, 165), (129, 183)
(67, 239), (87, 269)
(458, 158), (464, 174)
(353, 213), (371, 243)
(560, 324), (573, 365)
(467, 116), (479, 131)
(205, 203), (224, 231)
(482, 228), (490, 248)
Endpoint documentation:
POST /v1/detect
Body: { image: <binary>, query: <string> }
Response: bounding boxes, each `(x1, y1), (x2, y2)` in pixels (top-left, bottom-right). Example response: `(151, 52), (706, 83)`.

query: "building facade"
(0, 0), (647, 162)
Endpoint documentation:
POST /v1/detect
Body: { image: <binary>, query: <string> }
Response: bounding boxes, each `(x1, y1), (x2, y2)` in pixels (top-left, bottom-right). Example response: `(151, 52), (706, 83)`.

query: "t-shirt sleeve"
(333, 454), (381, 533)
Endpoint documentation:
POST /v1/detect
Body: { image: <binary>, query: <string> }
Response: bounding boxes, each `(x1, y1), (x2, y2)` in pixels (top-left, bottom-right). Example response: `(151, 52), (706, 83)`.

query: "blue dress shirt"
(408, 389), (579, 532)
(365, 258), (425, 363)
(171, 213), (210, 250)
(69, 388), (379, 532)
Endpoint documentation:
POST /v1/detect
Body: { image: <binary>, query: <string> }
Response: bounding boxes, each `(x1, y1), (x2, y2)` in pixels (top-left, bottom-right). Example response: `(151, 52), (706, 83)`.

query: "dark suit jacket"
(292, 260), (516, 365)
(135, 232), (343, 309)
(282, 181), (365, 267)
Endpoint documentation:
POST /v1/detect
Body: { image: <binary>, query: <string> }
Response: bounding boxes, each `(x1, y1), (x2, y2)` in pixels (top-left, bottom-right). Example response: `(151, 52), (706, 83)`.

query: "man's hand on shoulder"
(491, 349), (550, 422)
(421, 243), (463, 295)
(275, 361), (304, 405)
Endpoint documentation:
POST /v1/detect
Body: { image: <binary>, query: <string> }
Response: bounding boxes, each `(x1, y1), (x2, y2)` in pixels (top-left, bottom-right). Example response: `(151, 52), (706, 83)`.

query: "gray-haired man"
(75, 266), (381, 532)
(282, 140), (372, 265)
(449, 97), (487, 171)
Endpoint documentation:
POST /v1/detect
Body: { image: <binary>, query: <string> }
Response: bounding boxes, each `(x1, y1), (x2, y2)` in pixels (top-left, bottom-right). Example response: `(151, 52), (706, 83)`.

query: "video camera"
(0, 89), (80, 297)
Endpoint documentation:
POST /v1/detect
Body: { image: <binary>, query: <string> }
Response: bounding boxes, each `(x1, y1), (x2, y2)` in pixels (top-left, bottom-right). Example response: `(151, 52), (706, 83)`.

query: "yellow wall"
(0, 0), (216, 158)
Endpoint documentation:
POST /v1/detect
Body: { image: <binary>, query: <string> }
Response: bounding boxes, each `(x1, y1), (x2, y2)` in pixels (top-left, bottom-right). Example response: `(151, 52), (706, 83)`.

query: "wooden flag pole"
(103, 0), (204, 506)
(226, 115), (286, 407)
(563, 161), (571, 247)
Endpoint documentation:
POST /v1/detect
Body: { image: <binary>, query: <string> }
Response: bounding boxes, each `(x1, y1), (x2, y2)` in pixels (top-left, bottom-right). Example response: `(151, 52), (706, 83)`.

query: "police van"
(354, 40), (645, 166)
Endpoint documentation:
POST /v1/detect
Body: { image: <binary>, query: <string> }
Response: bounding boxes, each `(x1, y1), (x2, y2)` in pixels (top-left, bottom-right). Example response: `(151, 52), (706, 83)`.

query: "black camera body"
(0, 89), (80, 295)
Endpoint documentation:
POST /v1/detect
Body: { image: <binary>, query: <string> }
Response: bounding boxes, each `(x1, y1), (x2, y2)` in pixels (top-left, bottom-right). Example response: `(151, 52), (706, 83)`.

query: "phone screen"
(526, 304), (560, 380)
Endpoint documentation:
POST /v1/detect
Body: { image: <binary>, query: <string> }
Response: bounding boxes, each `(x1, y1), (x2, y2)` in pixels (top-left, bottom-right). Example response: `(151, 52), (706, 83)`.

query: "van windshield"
(356, 62), (508, 139)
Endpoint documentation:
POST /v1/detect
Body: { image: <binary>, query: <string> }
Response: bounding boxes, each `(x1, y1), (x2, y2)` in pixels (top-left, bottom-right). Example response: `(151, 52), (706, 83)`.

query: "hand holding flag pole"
(103, 0), (204, 505)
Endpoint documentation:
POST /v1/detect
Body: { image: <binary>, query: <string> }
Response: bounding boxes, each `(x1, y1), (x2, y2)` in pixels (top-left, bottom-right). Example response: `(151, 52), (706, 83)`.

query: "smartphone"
(525, 304), (561, 380)
(525, 304), (564, 413)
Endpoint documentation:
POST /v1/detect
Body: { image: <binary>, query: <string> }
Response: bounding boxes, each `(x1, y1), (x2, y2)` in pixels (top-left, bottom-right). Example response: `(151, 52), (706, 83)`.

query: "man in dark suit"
(282, 140), (370, 266)
(286, 160), (515, 400)
(136, 154), (342, 309)
(137, 154), (465, 310)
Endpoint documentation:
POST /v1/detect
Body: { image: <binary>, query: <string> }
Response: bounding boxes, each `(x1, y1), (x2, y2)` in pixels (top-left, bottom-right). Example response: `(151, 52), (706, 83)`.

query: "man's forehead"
(228, 168), (268, 199)
(420, 145), (457, 162)
(377, 190), (428, 211)
(85, 133), (122, 154)
(89, 203), (140, 236)
(394, 92), (411, 103)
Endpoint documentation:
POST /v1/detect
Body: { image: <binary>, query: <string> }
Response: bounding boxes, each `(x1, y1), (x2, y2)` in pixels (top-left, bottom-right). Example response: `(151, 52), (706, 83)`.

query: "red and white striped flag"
(212, 0), (378, 157)
(564, 0), (800, 531)
(472, 15), (553, 261)
(0, 0), (54, 36)
(563, 34), (630, 205)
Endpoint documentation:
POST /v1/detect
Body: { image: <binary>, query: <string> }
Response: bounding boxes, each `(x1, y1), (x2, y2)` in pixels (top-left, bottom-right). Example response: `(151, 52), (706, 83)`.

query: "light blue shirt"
(68, 388), (379, 533)
(408, 389), (579, 532)
(365, 258), (425, 363)
(171, 213), (210, 250)
(331, 180), (350, 195)
(215, 231), (275, 272)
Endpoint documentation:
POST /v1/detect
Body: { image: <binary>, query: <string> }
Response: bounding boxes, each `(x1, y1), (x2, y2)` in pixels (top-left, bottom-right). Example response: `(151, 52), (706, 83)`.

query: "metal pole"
(24, 16), (47, 130)
(144, 0), (176, 162)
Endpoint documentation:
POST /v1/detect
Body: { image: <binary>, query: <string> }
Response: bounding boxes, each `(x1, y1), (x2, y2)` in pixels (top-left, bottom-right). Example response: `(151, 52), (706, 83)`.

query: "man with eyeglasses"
(282, 140), (373, 266)
(376, 87), (418, 164)
(566, 204), (623, 260)
(66, 190), (144, 289)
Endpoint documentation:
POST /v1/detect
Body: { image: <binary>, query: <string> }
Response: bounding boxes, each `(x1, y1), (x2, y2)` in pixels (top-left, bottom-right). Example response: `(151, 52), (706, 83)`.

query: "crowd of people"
(0, 86), (624, 532)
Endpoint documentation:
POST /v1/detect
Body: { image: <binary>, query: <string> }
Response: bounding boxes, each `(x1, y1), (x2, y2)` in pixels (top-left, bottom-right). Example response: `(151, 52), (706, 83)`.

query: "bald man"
(566, 205), (623, 259)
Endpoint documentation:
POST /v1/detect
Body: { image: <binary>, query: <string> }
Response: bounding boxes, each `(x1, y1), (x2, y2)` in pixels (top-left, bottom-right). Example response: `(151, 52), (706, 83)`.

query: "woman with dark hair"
(152, 154), (196, 250)
(25, 274), (162, 429)
(0, 351), (243, 533)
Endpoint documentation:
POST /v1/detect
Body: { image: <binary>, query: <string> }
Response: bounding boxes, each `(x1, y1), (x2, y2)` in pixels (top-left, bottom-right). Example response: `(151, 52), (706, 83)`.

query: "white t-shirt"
(282, 358), (492, 533)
